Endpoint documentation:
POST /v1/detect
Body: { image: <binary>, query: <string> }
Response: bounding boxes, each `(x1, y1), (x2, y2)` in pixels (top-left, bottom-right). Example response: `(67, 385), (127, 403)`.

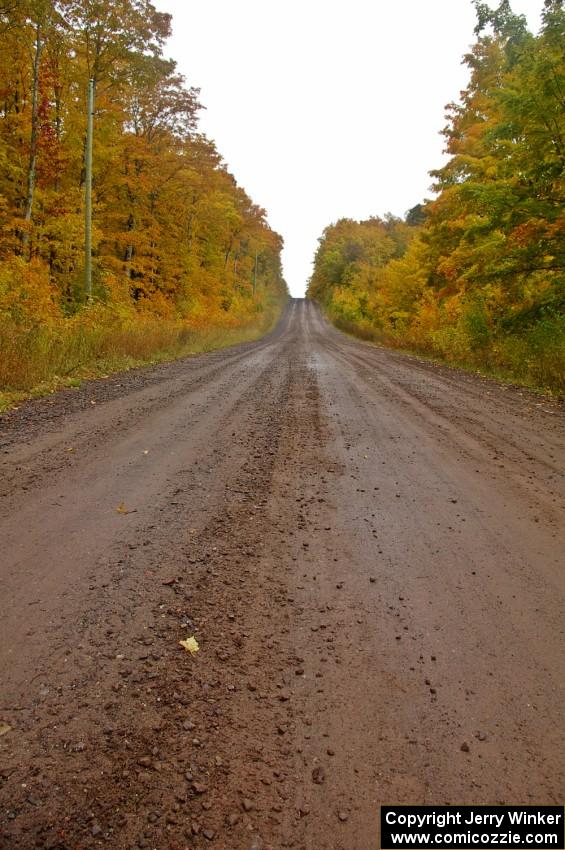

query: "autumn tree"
(308, 1), (564, 391)
(0, 0), (286, 325)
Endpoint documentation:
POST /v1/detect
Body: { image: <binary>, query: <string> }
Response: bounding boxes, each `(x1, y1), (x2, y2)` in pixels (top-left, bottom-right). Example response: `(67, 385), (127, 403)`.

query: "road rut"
(1, 299), (563, 850)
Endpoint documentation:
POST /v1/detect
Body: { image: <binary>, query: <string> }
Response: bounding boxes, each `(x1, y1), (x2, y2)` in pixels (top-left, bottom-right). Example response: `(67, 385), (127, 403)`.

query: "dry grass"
(0, 299), (285, 412)
(331, 314), (565, 398)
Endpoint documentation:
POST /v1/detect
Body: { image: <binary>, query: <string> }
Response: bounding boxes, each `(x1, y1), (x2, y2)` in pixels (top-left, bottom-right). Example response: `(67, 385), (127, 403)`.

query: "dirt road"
(1, 299), (563, 850)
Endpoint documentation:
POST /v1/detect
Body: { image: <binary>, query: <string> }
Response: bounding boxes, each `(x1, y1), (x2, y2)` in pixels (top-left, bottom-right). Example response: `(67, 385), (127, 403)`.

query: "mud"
(1, 300), (563, 850)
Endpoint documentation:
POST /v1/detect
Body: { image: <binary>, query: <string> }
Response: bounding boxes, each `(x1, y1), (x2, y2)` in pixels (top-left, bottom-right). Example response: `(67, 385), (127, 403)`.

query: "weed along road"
(0, 299), (563, 850)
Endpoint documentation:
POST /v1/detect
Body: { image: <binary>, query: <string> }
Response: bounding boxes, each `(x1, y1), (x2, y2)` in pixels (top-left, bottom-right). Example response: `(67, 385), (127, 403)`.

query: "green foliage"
(307, 0), (564, 394)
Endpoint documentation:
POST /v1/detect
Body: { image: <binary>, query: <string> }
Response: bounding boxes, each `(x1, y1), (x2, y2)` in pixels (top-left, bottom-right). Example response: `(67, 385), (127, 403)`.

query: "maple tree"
(308, 0), (564, 392)
(0, 0), (286, 392)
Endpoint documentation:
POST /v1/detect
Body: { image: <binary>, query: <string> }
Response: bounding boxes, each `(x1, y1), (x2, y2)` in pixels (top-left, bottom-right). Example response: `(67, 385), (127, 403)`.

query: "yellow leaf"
(117, 502), (129, 514)
(179, 636), (199, 655)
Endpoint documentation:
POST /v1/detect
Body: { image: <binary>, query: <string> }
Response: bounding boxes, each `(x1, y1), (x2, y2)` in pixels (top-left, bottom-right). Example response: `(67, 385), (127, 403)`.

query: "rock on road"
(0, 299), (563, 850)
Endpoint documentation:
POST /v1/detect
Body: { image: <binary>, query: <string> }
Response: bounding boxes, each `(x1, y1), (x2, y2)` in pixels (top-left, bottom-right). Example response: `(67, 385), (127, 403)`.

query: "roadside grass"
(0, 299), (285, 414)
(330, 314), (565, 399)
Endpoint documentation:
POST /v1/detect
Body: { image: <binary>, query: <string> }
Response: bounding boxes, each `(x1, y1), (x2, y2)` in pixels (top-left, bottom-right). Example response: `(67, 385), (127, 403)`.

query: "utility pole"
(253, 251), (258, 297)
(85, 79), (95, 302)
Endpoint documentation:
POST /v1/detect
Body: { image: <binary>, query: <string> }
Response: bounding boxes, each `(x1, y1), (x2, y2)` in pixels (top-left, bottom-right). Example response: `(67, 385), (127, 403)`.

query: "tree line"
(308, 0), (564, 392)
(0, 0), (287, 336)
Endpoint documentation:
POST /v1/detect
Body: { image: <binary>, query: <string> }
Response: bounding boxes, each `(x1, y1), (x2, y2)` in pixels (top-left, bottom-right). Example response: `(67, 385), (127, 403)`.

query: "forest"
(0, 0), (287, 405)
(308, 0), (564, 393)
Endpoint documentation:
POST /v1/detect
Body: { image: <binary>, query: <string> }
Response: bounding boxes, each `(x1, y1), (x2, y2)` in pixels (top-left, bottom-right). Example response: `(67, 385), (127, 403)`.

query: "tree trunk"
(54, 82), (62, 193)
(224, 237), (233, 270)
(125, 212), (135, 279)
(22, 21), (42, 251)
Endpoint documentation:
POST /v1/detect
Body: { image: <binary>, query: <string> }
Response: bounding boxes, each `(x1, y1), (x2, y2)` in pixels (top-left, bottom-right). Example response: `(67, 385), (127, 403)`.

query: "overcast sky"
(153, 0), (546, 296)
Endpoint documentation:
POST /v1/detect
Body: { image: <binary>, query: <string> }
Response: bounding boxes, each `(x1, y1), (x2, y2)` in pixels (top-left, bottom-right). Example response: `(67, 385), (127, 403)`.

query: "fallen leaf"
(0, 723), (12, 737)
(179, 636), (199, 655)
(117, 502), (129, 514)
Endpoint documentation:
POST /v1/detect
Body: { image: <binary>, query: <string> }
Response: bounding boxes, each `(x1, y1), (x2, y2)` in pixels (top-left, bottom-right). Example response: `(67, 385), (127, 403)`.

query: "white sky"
(154, 0), (546, 296)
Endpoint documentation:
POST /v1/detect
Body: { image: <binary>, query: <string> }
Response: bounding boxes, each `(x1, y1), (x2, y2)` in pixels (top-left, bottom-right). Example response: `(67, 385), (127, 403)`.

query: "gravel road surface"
(1, 299), (563, 850)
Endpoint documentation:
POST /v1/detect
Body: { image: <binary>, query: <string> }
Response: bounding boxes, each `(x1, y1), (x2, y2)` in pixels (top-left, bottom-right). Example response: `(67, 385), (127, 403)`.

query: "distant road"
(1, 299), (563, 849)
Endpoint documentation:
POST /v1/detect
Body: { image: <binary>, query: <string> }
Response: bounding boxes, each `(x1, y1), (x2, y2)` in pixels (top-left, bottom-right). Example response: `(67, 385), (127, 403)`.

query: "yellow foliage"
(0, 258), (61, 325)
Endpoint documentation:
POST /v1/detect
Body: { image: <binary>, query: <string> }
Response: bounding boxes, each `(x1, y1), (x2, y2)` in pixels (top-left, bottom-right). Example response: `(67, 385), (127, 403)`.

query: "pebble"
(312, 766), (325, 784)
(242, 798), (254, 812)
(460, 741), (470, 753)
(338, 811), (349, 822)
